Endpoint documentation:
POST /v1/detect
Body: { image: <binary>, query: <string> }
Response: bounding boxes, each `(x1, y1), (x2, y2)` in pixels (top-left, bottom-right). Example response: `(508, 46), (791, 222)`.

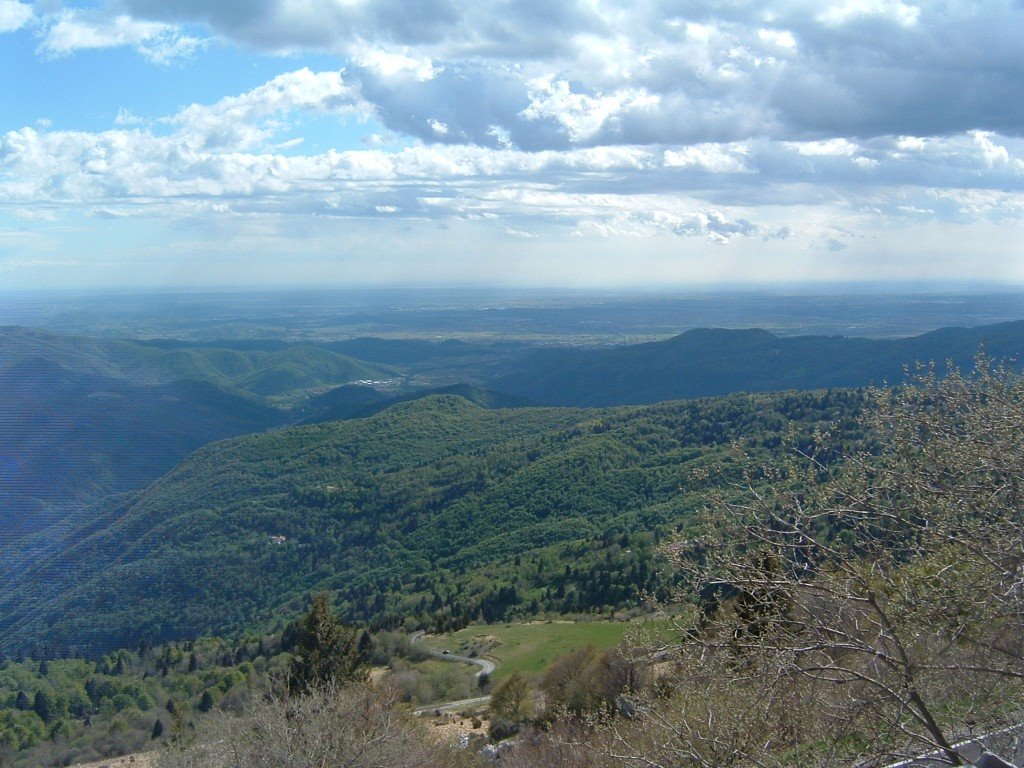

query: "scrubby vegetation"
(485, 361), (1024, 767)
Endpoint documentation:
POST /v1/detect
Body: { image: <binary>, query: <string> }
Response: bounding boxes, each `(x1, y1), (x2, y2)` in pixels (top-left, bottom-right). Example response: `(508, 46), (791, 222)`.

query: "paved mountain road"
(409, 631), (496, 715)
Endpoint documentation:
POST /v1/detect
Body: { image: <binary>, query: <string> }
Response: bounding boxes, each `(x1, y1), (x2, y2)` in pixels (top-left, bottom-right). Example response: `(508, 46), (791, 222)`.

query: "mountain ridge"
(490, 320), (1024, 406)
(0, 389), (866, 655)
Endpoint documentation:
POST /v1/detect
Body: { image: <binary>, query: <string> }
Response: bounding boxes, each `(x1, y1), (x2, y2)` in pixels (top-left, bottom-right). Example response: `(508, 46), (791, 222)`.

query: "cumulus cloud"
(39, 8), (205, 63)
(93, 0), (1021, 146)
(4, 80), (1023, 204)
(816, 0), (922, 28)
(1, 1), (1022, 289)
(115, 108), (144, 126)
(521, 77), (659, 143)
(170, 68), (372, 151)
(5, 0), (1024, 285)
(22, 2), (1024, 152)
(663, 143), (752, 173)
(0, 0), (32, 33)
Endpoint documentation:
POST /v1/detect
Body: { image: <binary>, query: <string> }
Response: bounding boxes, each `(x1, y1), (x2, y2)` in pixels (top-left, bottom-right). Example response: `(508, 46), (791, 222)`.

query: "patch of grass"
(428, 620), (666, 683)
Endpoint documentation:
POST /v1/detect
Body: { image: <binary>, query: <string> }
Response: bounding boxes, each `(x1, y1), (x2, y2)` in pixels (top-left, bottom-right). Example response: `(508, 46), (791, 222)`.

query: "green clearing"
(426, 619), (674, 683)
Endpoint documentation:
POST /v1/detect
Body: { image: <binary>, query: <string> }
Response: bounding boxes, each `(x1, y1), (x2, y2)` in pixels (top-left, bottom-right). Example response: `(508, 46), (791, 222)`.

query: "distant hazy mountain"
(1, 327), (397, 397)
(490, 321), (1024, 406)
(0, 354), (283, 539)
(299, 382), (536, 424)
(0, 327), (394, 537)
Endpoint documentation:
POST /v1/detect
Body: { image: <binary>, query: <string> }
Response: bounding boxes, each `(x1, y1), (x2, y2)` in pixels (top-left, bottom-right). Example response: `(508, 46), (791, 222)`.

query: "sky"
(0, 0), (1023, 290)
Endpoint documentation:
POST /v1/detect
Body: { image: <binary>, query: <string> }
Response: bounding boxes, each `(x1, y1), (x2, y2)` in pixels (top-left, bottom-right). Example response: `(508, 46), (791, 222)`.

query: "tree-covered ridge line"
(0, 325), (531, 540)
(0, 326), (398, 398)
(5, 319), (1022, 544)
(492, 320), (1024, 405)
(0, 388), (866, 656)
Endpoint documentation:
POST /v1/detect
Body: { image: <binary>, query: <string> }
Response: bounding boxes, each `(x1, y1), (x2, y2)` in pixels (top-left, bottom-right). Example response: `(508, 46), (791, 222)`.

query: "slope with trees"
(499, 360), (1024, 767)
(0, 389), (865, 655)
(490, 320), (1024, 406)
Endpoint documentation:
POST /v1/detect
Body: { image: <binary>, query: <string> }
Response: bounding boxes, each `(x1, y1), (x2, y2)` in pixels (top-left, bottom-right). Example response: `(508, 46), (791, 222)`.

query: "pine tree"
(197, 690), (215, 713)
(357, 630), (373, 664)
(287, 592), (366, 695)
(34, 690), (53, 724)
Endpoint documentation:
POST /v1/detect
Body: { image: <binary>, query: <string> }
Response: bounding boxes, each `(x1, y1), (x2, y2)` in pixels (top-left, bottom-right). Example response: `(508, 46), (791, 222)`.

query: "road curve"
(410, 630), (496, 678)
(409, 631), (496, 716)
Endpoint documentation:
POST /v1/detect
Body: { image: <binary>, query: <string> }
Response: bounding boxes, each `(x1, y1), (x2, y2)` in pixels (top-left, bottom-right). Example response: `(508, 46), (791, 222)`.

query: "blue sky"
(0, 0), (1023, 290)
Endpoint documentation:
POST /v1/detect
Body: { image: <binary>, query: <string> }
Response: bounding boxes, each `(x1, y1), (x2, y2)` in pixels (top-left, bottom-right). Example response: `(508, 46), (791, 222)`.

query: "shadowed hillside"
(0, 327), (396, 537)
(490, 321), (1024, 406)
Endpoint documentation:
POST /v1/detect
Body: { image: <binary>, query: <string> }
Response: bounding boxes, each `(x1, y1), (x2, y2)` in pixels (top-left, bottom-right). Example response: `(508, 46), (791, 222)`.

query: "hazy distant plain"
(2, 287), (1023, 344)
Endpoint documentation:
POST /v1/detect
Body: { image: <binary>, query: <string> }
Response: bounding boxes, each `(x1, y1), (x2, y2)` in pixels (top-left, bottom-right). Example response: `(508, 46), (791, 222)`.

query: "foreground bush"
(156, 682), (469, 768)
(505, 361), (1024, 767)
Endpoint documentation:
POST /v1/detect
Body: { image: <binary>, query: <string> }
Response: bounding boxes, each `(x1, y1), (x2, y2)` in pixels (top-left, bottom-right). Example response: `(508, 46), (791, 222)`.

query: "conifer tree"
(287, 592), (366, 695)
(197, 690), (215, 713)
(33, 690), (52, 724)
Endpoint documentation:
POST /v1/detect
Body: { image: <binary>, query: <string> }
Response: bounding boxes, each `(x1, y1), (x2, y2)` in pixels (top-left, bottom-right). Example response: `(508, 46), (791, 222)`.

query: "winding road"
(409, 631), (496, 715)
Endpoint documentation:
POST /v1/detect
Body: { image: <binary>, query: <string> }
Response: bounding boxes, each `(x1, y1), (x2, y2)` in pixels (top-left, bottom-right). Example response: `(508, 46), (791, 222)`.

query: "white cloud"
(817, 0), (921, 28)
(503, 227), (538, 238)
(5, 1), (1024, 287)
(3, 48), (1024, 288)
(896, 136), (928, 151)
(0, 0), (31, 33)
(171, 68), (372, 151)
(77, 0), (1023, 149)
(757, 28), (797, 50)
(39, 9), (205, 63)
(522, 76), (659, 143)
(352, 48), (439, 81)
(786, 138), (860, 157)
(972, 131), (1022, 170)
(663, 143), (751, 173)
(115, 108), (144, 126)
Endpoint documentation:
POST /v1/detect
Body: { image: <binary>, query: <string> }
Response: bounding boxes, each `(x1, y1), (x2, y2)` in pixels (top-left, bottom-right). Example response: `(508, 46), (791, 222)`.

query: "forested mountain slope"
(490, 321), (1024, 405)
(4, 320), (1020, 553)
(298, 383), (537, 424)
(0, 327), (397, 535)
(0, 389), (864, 655)
(0, 327), (396, 397)
(0, 355), (283, 537)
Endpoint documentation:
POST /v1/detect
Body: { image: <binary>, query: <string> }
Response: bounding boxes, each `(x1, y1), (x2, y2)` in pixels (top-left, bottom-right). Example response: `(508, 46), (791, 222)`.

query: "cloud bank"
(1, 0), (1023, 286)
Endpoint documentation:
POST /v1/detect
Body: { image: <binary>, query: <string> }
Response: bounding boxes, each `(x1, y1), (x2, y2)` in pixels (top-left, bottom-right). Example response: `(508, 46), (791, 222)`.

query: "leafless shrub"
(527, 359), (1024, 768)
(665, 359), (1024, 766)
(155, 681), (469, 768)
